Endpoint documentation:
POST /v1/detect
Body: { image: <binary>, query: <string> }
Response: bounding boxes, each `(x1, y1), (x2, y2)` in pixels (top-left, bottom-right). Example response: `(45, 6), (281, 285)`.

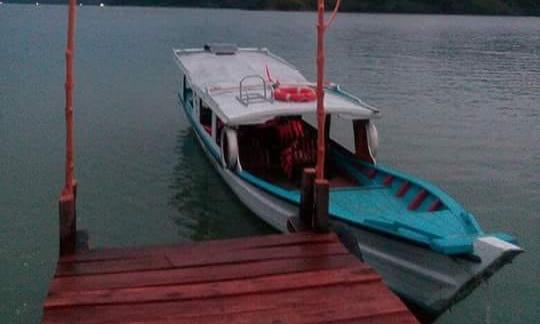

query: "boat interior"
(236, 116), (449, 217)
(234, 117), (490, 254)
(237, 117), (357, 189)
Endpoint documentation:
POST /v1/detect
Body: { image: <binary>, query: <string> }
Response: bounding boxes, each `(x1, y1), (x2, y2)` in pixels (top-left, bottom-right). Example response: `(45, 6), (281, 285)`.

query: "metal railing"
(236, 75), (273, 106)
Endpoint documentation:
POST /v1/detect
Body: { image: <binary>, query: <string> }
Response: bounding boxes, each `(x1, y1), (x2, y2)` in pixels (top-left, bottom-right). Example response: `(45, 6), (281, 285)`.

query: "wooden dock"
(42, 232), (418, 323)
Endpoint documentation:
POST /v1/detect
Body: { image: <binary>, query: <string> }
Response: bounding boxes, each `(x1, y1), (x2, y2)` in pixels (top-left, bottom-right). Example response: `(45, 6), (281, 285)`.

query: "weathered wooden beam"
(59, 0), (79, 256)
(299, 168), (316, 228)
(324, 115), (331, 178)
(59, 196), (75, 255)
(314, 179), (329, 233)
(59, 182), (77, 255)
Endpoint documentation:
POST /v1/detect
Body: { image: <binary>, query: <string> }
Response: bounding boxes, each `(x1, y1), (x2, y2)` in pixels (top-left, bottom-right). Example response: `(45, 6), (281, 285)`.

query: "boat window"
(216, 117), (224, 146)
(199, 99), (212, 135)
(329, 116), (354, 149)
(352, 120), (374, 163)
(236, 116), (361, 189)
(184, 76), (193, 107)
(237, 117), (317, 182)
(177, 74), (184, 100)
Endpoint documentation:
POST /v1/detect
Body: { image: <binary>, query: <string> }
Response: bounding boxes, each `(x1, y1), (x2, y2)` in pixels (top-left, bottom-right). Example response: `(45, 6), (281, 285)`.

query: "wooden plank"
(55, 255), (173, 277)
(43, 281), (407, 324)
(59, 232), (338, 264)
(50, 254), (361, 293)
(45, 267), (380, 308)
(103, 303), (416, 324)
(44, 233), (418, 324)
(56, 241), (347, 278)
(166, 241), (348, 268)
(168, 304), (415, 324)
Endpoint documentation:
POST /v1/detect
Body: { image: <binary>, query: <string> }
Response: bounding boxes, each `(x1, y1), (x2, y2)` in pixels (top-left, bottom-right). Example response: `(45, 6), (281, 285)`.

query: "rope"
(325, 0), (341, 29)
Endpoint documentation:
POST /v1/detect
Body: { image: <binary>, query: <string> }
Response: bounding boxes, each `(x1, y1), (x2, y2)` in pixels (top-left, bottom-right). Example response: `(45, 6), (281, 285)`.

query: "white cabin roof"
(173, 46), (379, 125)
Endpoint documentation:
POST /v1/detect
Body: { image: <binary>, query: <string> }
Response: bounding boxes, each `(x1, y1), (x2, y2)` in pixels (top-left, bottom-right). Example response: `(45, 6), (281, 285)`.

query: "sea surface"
(0, 4), (538, 323)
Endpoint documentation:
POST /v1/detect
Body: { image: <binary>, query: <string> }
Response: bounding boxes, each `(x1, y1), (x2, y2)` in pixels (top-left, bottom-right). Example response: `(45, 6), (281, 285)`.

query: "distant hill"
(8, 0), (540, 16)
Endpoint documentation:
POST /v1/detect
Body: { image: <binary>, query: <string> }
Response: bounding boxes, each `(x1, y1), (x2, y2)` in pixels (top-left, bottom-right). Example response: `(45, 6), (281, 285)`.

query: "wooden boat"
(172, 44), (522, 316)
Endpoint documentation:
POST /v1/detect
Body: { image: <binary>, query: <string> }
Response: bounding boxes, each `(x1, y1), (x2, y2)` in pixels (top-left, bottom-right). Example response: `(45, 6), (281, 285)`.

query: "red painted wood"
(43, 282), (409, 324)
(43, 233), (418, 324)
(408, 190), (428, 210)
(55, 256), (173, 277)
(45, 293), (413, 324)
(45, 267), (380, 308)
(183, 307), (414, 324)
(57, 241), (347, 277)
(428, 199), (442, 212)
(62, 0), (77, 196)
(396, 181), (411, 197)
(166, 242), (347, 268)
(383, 175), (394, 186)
(315, 0), (326, 180)
(58, 0), (79, 256)
(50, 254), (361, 293)
(59, 232), (337, 264)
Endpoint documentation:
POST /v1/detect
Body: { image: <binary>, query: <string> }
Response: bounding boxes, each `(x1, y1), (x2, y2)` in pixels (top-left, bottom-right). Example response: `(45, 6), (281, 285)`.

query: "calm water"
(1, 4), (538, 323)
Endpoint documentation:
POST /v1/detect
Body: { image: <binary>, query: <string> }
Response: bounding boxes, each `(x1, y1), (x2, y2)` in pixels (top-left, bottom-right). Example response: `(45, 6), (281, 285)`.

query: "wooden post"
(59, 182), (76, 255)
(59, 0), (78, 256)
(324, 115), (331, 178)
(288, 168), (316, 233)
(315, 0), (326, 181)
(313, 0), (339, 233)
(299, 168), (316, 226)
(314, 179), (329, 232)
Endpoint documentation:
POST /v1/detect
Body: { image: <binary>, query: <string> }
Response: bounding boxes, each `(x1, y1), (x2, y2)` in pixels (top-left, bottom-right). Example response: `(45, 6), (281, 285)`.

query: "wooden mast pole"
(315, 0), (340, 181)
(312, 0), (340, 232)
(59, 0), (78, 255)
(315, 0), (326, 181)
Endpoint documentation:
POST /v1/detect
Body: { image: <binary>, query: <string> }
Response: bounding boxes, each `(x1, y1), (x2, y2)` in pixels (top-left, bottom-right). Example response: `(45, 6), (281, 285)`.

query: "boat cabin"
(174, 45), (380, 188)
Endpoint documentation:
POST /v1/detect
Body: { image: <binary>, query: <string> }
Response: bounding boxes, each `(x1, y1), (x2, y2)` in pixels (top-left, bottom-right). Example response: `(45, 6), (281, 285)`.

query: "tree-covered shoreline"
(9, 0), (540, 16)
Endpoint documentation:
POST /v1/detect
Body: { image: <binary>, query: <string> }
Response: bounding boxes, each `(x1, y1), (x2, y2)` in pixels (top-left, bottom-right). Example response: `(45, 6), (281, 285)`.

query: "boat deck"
(42, 232), (418, 324)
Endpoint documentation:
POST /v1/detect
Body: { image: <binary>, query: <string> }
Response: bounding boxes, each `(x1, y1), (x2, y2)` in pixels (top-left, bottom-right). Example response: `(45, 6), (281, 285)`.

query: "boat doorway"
(236, 116), (360, 190)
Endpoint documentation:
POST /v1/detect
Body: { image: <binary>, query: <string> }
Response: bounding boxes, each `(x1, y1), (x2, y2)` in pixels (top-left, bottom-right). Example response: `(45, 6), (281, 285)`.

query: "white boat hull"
(337, 222), (522, 315)
(187, 112), (522, 317)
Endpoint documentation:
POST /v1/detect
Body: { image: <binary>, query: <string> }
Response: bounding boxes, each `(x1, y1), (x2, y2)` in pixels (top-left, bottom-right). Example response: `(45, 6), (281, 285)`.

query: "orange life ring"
(274, 86), (316, 102)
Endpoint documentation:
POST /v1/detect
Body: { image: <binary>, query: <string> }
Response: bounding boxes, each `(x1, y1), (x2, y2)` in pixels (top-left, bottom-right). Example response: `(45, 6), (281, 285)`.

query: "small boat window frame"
(215, 116), (224, 147)
(183, 75), (193, 107)
(199, 98), (213, 136)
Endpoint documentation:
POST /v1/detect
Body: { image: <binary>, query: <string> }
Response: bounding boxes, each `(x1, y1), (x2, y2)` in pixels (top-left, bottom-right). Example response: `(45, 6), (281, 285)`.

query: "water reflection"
(169, 128), (275, 241)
